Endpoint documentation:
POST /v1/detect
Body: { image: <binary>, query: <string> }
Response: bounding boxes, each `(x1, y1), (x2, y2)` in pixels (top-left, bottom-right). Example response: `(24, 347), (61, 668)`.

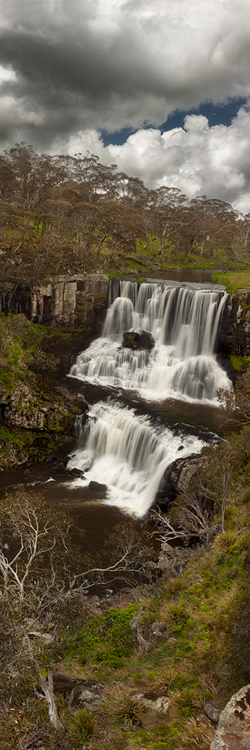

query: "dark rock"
(109, 279), (121, 305)
(203, 702), (221, 724)
(153, 489), (173, 511)
(167, 454), (201, 495)
(155, 544), (195, 575)
(218, 292), (250, 356)
(122, 330), (155, 351)
(0, 286), (31, 317)
(89, 481), (107, 494)
(52, 674), (104, 710)
(210, 683), (250, 749)
(0, 396), (11, 423)
(68, 468), (84, 478)
(152, 454), (202, 513)
(217, 354), (237, 384)
(46, 452), (57, 463)
(54, 461), (65, 472)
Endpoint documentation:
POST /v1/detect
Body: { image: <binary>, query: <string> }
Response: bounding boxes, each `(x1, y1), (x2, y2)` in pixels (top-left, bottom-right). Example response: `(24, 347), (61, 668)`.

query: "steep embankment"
(0, 317), (85, 468)
(0, 273), (109, 468)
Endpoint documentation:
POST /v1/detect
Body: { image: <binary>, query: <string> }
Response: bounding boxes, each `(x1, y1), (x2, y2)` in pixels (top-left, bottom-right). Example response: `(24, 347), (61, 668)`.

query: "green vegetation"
(1, 144), (250, 284)
(0, 313), (83, 466)
(64, 605), (139, 669)
(212, 270), (250, 292)
(67, 709), (96, 744)
(229, 354), (250, 371)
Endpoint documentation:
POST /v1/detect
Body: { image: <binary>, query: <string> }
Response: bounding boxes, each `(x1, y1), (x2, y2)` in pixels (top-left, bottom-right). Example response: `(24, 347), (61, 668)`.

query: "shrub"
(150, 665), (185, 694)
(170, 688), (202, 718)
(68, 708), (95, 743)
(102, 687), (146, 726)
(181, 716), (215, 749)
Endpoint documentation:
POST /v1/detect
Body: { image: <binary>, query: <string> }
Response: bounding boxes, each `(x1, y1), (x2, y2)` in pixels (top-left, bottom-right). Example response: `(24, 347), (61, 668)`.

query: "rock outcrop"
(0, 382), (86, 469)
(154, 454), (202, 511)
(0, 273), (109, 329)
(51, 674), (105, 710)
(4, 384), (82, 433)
(210, 684), (250, 749)
(166, 454), (202, 496)
(122, 329), (155, 350)
(218, 292), (250, 356)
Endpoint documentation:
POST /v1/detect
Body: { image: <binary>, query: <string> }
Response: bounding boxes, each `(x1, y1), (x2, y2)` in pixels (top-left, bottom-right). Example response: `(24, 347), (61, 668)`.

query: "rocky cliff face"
(0, 273), (109, 329)
(218, 292), (250, 356)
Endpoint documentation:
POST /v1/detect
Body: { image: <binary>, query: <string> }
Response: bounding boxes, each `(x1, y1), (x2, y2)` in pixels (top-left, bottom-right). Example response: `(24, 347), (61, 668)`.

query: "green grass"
(212, 270), (250, 292)
(64, 604), (139, 669)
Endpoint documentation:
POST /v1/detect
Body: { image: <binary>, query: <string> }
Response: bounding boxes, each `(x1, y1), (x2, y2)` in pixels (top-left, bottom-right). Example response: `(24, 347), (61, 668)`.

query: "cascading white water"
(67, 280), (232, 517)
(70, 281), (232, 403)
(67, 400), (204, 518)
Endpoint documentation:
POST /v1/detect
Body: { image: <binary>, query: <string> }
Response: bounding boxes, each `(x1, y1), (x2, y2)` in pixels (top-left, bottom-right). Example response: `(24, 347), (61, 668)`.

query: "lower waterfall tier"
(67, 400), (204, 517)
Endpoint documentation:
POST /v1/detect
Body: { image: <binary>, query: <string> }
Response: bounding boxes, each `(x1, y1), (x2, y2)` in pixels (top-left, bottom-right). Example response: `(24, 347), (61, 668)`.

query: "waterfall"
(70, 280), (231, 403)
(67, 400), (204, 518)
(67, 280), (231, 517)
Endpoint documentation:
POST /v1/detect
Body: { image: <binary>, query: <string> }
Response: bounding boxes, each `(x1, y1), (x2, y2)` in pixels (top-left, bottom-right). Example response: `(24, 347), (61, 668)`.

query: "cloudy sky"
(0, 0), (250, 211)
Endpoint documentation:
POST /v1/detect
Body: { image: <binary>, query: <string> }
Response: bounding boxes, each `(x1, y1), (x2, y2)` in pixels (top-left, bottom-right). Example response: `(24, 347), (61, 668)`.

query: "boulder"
(68, 467), (84, 478)
(166, 455), (201, 496)
(153, 454), (202, 512)
(203, 702), (221, 724)
(135, 693), (170, 715)
(156, 545), (195, 575)
(122, 330), (155, 351)
(210, 684), (250, 749)
(51, 674), (104, 710)
(89, 480), (107, 494)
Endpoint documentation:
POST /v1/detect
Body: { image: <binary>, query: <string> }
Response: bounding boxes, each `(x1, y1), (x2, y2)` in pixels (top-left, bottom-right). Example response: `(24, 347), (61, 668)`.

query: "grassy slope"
(2, 500), (249, 750)
(55, 491), (249, 750)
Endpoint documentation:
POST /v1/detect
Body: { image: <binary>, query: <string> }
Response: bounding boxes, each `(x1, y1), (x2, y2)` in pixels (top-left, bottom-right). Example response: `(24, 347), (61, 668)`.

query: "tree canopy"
(0, 143), (249, 288)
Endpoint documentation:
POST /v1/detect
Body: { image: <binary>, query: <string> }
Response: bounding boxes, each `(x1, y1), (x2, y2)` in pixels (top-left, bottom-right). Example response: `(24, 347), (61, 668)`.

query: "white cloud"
(58, 108), (250, 213)
(0, 0), (250, 137)
(0, 0), (250, 211)
(0, 64), (16, 83)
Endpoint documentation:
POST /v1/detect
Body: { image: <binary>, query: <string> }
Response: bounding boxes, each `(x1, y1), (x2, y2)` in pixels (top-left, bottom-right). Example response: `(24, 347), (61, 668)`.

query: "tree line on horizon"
(0, 142), (250, 288)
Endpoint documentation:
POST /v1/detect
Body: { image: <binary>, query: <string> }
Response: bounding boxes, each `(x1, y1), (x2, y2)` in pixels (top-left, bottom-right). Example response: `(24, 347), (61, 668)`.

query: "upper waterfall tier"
(70, 281), (232, 403)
